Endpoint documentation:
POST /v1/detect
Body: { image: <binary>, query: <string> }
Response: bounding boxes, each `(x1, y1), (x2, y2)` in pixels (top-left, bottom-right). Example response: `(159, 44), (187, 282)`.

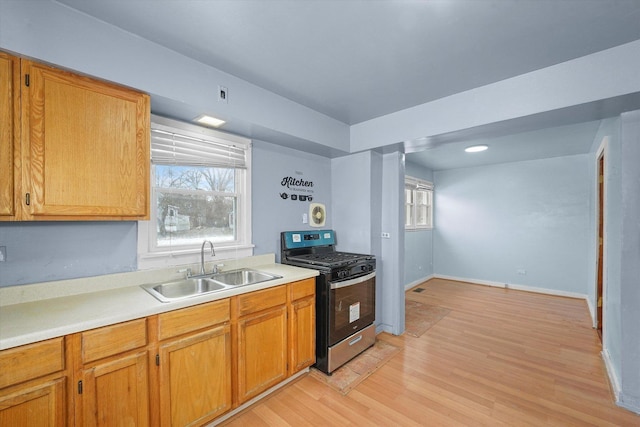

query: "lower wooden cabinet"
(289, 279), (316, 373)
(75, 318), (150, 426)
(156, 299), (232, 427)
(0, 337), (67, 426)
(0, 277), (316, 426)
(0, 378), (66, 426)
(236, 304), (288, 403)
(80, 351), (149, 426)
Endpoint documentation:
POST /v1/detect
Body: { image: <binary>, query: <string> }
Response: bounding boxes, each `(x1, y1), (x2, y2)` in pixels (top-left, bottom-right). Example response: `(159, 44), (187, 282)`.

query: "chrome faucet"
(200, 240), (215, 275)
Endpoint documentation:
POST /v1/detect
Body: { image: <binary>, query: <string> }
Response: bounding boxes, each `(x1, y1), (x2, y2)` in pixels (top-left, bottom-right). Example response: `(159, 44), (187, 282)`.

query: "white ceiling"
(55, 0), (640, 169)
(408, 119), (603, 171)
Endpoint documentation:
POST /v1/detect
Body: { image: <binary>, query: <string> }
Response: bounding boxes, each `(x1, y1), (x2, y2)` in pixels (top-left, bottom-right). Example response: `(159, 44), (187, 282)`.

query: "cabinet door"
(0, 52), (19, 219)
(81, 351), (149, 427)
(290, 296), (316, 373)
(0, 378), (66, 426)
(21, 60), (150, 219)
(158, 325), (231, 427)
(236, 305), (287, 403)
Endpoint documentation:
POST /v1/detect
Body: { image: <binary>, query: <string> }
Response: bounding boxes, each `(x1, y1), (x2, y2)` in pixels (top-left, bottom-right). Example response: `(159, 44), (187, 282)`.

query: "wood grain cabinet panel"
(0, 52), (20, 220)
(236, 302), (288, 404)
(81, 318), (147, 363)
(0, 337), (67, 426)
(289, 294), (315, 373)
(74, 319), (150, 426)
(158, 299), (230, 341)
(0, 337), (65, 389)
(0, 378), (66, 427)
(21, 60), (150, 220)
(235, 285), (287, 317)
(158, 321), (232, 426)
(81, 351), (149, 427)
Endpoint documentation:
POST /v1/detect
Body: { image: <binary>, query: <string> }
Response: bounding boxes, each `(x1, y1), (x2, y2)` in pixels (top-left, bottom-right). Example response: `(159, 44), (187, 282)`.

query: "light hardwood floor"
(221, 278), (639, 426)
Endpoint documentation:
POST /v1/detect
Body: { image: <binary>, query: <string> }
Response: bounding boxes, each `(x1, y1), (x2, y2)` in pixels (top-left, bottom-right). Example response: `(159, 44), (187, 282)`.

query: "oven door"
(328, 271), (376, 345)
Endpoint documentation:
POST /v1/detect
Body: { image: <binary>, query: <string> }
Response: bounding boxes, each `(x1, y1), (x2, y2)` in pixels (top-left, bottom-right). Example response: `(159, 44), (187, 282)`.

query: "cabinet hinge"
(156, 354), (160, 366)
(77, 380), (83, 394)
(24, 74), (30, 87)
(25, 193), (30, 206)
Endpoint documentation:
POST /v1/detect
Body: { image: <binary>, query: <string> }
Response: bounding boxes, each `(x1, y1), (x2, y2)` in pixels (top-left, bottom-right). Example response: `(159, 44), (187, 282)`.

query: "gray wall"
(612, 110), (640, 412)
(433, 154), (591, 295)
(404, 161), (434, 287)
(0, 222), (137, 287)
(331, 150), (404, 335)
(252, 140), (332, 261)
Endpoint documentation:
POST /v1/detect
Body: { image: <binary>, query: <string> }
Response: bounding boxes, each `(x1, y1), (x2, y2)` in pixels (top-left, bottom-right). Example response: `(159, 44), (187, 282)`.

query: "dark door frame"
(595, 140), (607, 342)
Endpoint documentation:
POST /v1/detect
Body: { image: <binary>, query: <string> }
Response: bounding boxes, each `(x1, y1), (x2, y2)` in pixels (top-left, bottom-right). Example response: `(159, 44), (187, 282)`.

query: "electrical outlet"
(0, 246), (6, 262)
(218, 85), (228, 103)
(517, 269), (527, 275)
(381, 232), (391, 239)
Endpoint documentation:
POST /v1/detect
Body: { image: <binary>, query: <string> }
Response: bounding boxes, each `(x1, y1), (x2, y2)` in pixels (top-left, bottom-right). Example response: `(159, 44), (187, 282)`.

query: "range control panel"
(282, 230), (336, 249)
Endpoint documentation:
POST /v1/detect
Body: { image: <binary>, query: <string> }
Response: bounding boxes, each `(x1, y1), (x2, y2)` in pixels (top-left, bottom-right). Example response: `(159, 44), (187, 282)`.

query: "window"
(405, 176), (433, 230)
(138, 115), (252, 269)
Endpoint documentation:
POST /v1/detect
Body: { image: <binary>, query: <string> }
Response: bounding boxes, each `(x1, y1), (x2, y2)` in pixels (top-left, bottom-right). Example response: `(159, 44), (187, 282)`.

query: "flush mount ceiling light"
(194, 114), (226, 128)
(464, 144), (488, 153)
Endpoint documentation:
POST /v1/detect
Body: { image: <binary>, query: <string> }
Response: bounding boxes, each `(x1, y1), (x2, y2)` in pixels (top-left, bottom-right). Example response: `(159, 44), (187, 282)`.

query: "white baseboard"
(404, 275), (434, 291)
(601, 348), (621, 402)
(433, 274), (588, 300)
(586, 296), (597, 328)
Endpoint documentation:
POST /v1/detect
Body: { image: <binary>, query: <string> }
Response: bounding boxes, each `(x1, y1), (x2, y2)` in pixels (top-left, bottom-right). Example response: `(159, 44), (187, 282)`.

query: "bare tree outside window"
(155, 165), (238, 247)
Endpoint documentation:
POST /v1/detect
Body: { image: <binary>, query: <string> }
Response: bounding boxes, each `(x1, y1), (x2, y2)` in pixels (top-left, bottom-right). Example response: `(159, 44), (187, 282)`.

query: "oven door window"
(329, 273), (375, 345)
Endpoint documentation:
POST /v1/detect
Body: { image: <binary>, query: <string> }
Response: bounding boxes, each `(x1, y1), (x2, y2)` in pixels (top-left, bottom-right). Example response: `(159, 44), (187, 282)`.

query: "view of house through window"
(155, 165), (238, 247)
(405, 176), (433, 230)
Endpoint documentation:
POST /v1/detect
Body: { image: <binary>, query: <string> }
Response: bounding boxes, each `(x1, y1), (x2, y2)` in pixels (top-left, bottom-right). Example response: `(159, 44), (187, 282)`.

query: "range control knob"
(337, 270), (348, 279)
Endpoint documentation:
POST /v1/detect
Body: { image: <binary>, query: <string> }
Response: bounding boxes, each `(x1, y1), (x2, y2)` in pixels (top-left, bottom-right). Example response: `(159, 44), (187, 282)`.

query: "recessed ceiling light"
(195, 115), (226, 128)
(465, 144), (488, 153)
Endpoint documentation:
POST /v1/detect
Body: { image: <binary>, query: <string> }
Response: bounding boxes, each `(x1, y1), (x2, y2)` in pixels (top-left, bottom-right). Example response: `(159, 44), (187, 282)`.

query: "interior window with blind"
(138, 115), (252, 266)
(405, 176), (433, 230)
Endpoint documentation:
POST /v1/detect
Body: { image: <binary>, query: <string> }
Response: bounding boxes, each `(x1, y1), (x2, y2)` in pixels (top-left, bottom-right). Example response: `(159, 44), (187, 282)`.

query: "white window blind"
(151, 121), (247, 168)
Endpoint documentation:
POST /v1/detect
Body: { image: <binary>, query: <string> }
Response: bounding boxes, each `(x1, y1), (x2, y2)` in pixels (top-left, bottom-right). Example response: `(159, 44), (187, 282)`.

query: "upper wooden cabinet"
(0, 54), (150, 221)
(0, 52), (20, 219)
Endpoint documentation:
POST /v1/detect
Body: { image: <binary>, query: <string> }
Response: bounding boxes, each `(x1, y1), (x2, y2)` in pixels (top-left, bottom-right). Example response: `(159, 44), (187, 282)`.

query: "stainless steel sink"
(141, 277), (228, 303)
(141, 268), (282, 303)
(209, 268), (282, 287)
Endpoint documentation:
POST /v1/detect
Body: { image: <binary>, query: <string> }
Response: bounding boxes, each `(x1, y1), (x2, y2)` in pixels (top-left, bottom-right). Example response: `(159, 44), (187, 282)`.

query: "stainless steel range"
(281, 230), (376, 374)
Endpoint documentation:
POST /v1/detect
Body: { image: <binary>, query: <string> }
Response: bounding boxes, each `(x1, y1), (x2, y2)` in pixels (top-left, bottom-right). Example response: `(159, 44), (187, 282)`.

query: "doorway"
(595, 149), (605, 341)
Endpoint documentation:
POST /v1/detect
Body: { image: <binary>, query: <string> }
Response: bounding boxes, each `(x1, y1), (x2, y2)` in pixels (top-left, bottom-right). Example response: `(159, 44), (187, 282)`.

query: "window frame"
(405, 175), (433, 231)
(137, 116), (253, 270)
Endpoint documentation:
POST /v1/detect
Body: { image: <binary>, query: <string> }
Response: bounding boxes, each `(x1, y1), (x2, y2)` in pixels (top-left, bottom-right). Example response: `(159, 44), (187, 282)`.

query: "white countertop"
(0, 254), (318, 350)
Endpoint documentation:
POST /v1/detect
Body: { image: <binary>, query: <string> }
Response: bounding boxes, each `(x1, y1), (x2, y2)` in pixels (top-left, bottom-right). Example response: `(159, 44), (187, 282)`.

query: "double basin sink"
(142, 268), (282, 303)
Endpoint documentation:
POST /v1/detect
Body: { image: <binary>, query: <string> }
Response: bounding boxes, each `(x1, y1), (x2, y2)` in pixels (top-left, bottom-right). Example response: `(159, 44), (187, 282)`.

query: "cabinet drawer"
(0, 337), (64, 389)
(158, 299), (230, 341)
(290, 278), (315, 301)
(236, 285), (287, 317)
(81, 318), (147, 363)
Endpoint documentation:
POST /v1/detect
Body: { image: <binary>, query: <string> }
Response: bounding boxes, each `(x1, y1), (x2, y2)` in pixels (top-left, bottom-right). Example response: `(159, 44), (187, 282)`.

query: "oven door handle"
(329, 271), (375, 290)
